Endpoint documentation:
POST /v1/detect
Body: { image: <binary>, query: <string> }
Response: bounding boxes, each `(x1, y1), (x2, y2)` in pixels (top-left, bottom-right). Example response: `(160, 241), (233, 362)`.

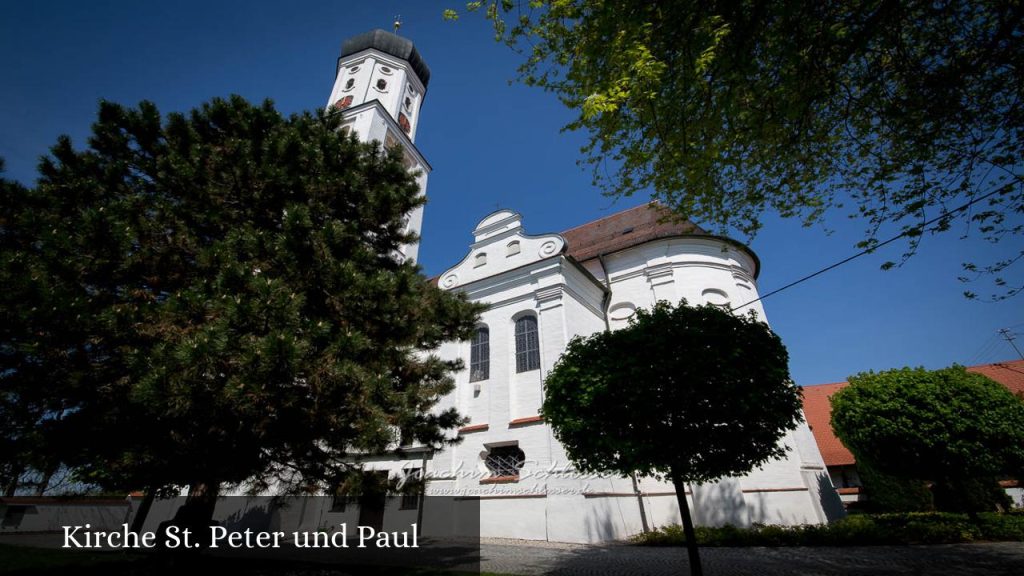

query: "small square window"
(485, 445), (526, 478)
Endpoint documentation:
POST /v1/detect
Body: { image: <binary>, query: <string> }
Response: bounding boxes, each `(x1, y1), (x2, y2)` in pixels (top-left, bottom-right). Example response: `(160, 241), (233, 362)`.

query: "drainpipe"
(597, 253), (612, 332)
(597, 252), (649, 533)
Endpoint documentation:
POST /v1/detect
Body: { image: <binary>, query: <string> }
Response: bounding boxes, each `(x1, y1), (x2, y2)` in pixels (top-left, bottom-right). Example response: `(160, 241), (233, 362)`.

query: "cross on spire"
(393, 15), (402, 34)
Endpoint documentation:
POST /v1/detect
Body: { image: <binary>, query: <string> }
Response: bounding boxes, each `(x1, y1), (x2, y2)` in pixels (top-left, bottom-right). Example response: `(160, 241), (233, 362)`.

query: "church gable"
(438, 210), (565, 290)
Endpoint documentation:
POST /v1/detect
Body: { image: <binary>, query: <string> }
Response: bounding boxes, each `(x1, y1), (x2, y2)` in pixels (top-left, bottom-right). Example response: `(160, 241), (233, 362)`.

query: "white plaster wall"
(328, 54), (377, 110)
(330, 50), (426, 140)
(0, 501), (131, 533)
(329, 49), (430, 263)
(1006, 487), (1023, 508)
(420, 216), (840, 541)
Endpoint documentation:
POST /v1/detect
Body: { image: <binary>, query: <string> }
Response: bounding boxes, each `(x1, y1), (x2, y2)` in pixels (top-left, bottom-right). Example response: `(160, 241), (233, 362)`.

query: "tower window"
(484, 445), (525, 478)
(404, 96), (412, 111)
(470, 326), (489, 382)
(344, 78), (354, 90)
(515, 315), (540, 373)
(376, 79), (387, 91)
(380, 66), (392, 74)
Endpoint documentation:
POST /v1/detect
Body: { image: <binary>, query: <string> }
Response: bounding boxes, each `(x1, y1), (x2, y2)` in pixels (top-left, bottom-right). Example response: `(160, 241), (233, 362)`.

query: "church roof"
(562, 203), (706, 262)
(340, 29), (431, 89)
(561, 203), (759, 277)
(801, 359), (1024, 468)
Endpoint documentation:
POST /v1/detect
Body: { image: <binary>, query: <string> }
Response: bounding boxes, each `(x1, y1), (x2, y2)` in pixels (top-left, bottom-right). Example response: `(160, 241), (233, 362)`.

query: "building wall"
(366, 211), (843, 542)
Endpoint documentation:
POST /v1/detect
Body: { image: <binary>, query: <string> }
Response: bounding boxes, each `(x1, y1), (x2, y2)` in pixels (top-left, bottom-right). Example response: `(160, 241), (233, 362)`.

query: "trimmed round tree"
(831, 366), (1024, 512)
(542, 300), (803, 576)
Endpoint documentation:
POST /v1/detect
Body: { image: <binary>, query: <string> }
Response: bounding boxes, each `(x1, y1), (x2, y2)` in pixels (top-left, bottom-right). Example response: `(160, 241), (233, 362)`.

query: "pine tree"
(0, 96), (481, 523)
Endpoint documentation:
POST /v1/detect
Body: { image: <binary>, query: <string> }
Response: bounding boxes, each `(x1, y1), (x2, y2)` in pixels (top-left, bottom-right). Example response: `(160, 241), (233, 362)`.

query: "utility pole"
(998, 328), (1024, 361)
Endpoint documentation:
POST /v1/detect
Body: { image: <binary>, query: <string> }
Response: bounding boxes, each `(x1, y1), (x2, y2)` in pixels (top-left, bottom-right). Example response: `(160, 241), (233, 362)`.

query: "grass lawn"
(0, 543), (510, 575)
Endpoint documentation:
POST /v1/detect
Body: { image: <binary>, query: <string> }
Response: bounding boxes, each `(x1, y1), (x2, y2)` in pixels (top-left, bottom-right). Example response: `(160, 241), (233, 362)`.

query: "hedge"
(631, 512), (1024, 546)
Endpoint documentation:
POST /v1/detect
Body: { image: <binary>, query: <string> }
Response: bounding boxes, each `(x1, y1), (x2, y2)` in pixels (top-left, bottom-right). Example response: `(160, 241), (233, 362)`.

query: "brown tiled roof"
(802, 359), (1024, 467)
(561, 203), (708, 263)
(967, 360), (1024, 396)
(802, 382), (857, 466)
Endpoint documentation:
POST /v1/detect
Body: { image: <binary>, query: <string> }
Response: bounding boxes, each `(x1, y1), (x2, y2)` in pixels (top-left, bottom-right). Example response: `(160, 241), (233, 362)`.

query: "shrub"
(630, 512), (1024, 547)
(857, 463), (934, 513)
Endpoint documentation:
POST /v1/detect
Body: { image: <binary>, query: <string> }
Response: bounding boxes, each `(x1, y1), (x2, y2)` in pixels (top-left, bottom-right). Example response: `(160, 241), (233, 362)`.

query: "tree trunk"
(631, 472), (650, 533)
(130, 489), (156, 534)
(171, 480), (221, 547)
(671, 472), (703, 576)
(184, 480), (220, 522)
(34, 465), (57, 497)
(3, 466), (22, 497)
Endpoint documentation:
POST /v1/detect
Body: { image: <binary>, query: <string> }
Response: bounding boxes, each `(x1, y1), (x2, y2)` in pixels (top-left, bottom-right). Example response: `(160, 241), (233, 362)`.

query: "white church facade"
(327, 29), (844, 543)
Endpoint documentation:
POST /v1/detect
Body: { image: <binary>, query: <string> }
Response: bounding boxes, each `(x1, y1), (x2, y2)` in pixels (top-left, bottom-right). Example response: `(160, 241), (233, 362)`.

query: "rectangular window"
(470, 327), (489, 382)
(515, 316), (540, 373)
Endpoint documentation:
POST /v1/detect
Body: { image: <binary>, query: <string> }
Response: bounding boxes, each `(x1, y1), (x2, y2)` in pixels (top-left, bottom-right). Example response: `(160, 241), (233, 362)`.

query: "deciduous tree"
(542, 301), (803, 576)
(448, 1), (1024, 299)
(831, 366), (1024, 513)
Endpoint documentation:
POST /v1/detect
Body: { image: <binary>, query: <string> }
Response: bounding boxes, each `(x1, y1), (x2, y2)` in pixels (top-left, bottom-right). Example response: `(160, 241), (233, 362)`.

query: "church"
(327, 29), (843, 543)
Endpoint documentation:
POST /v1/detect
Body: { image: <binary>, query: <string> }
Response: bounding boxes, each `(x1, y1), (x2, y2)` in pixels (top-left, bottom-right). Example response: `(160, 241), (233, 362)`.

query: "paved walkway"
(4, 533), (1023, 575)
(479, 540), (1024, 575)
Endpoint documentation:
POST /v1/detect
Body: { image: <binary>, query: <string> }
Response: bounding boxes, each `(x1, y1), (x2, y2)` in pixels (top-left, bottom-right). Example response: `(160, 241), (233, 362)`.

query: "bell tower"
(327, 29), (431, 262)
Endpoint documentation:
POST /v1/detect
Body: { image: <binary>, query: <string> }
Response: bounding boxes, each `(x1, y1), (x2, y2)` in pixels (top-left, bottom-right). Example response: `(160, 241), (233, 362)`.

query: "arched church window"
(506, 241), (521, 256)
(515, 315), (540, 373)
(484, 445), (525, 478)
(376, 79), (387, 91)
(470, 326), (489, 382)
(474, 253), (487, 268)
(702, 288), (730, 309)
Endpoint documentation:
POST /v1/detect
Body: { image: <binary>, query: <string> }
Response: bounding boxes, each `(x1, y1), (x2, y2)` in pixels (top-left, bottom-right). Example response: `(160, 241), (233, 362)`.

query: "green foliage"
(857, 462), (934, 513)
(931, 475), (1013, 514)
(831, 366), (1024, 512)
(542, 300), (802, 484)
(0, 96), (482, 497)
(632, 512), (1024, 546)
(450, 1), (1024, 299)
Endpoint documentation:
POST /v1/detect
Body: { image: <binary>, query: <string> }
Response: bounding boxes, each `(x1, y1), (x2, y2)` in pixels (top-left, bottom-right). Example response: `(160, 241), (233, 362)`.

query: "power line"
(731, 186), (1009, 313)
(998, 328), (1024, 360)
(968, 333), (1002, 366)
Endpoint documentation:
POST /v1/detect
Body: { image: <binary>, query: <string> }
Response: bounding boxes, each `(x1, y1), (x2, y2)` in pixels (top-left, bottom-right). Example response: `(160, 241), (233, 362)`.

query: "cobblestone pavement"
(479, 540), (1024, 575)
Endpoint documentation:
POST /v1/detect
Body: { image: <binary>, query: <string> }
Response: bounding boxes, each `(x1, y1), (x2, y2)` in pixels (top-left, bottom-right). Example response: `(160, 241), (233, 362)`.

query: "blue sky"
(2, 1), (1021, 386)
